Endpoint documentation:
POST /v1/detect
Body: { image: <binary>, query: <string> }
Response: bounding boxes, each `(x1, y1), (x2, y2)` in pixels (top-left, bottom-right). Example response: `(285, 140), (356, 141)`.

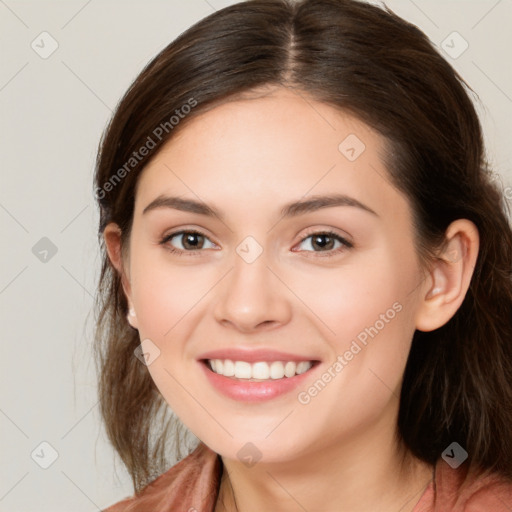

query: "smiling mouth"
(202, 359), (320, 381)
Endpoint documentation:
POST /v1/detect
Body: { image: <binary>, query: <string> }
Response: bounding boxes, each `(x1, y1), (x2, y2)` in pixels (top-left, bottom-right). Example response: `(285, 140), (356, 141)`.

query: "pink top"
(103, 442), (512, 511)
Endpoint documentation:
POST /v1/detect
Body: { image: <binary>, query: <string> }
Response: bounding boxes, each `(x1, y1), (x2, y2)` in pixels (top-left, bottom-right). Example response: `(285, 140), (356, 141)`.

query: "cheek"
(129, 245), (216, 342)
(290, 250), (417, 347)
(128, 252), (215, 419)
(291, 247), (420, 405)
(291, 262), (418, 441)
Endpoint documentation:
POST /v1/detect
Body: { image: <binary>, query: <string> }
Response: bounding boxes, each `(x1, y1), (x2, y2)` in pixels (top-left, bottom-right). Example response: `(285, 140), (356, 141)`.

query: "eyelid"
(161, 226), (216, 243)
(296, 226), (353, 246)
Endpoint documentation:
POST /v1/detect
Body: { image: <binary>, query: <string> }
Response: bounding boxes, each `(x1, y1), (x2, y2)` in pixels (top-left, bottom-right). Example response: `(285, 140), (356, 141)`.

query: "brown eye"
(310, 234), (336, 251)
(295, 231), (353, 256)
(181, 232), (205, 250)
(162, 230), (216, 252)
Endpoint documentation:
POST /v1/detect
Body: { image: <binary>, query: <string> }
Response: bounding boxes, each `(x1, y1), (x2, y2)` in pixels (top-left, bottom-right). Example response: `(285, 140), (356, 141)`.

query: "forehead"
(134, 87), (408, 223)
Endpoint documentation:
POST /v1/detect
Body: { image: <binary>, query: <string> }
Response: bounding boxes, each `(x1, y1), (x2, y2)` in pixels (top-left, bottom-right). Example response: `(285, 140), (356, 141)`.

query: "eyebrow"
(142, 193), (378, 220)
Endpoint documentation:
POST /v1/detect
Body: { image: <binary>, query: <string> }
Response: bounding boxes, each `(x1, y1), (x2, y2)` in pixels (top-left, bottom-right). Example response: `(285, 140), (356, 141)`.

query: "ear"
(414, 219), (479, 332)
(103, 222), (138, 329)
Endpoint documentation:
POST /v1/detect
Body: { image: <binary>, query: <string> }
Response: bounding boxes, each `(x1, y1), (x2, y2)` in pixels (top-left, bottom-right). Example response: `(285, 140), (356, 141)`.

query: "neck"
(214, 421), (433, 512)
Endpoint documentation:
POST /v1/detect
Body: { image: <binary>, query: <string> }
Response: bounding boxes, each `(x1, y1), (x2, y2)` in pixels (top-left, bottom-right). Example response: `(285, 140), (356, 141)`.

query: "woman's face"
(122, 87), (428, 464)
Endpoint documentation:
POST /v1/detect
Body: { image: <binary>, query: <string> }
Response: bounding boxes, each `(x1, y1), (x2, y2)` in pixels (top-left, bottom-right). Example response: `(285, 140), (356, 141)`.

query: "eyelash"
(159, 229), (353, 258)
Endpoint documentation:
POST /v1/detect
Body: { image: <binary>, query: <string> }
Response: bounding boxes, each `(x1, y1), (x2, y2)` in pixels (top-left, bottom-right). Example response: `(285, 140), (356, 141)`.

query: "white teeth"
(284, 361), (296, 377)
(270, 361), (285, 379)
(223, 359), (235, 377)
(207, 359), (314, 380)
(252, 362), (270, 379)
(296, 361), (311, 375)
(234, 361), (252, 379)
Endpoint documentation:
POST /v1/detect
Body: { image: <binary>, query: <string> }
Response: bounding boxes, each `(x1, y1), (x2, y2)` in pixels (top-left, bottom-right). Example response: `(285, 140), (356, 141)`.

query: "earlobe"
(415, 219), (479, 332)
(126, 307), (138, 329)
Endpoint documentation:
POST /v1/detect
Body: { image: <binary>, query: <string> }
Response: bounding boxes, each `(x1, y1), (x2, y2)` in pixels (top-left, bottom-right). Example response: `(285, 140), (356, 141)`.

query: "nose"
(213, 249), (292, 333)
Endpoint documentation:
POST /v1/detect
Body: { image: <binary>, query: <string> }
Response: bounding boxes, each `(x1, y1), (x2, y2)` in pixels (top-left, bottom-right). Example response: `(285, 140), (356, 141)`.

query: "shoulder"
(102, 442), (222, 512)
(415, 458), (512, 511)
(457, 469), (512, 511)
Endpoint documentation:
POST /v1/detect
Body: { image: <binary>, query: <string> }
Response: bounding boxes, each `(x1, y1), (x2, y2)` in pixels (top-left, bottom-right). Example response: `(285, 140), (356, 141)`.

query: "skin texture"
(104, 86), (479, 512)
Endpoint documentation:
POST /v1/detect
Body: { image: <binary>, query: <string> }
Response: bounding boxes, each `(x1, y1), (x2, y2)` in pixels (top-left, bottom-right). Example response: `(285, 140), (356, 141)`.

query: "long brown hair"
(93, 0), (512, 493)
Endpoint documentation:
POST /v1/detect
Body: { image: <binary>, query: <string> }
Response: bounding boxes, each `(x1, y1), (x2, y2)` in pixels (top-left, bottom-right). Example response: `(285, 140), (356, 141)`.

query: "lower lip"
(199, 361), (319, 402)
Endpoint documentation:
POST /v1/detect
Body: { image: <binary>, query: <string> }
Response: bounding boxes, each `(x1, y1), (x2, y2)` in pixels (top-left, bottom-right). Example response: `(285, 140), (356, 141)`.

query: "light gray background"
(1, 1), (511, 511)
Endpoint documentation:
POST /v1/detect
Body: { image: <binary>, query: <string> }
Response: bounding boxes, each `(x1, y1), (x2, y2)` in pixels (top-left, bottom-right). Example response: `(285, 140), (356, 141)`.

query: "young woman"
(94, 0), (512, 510)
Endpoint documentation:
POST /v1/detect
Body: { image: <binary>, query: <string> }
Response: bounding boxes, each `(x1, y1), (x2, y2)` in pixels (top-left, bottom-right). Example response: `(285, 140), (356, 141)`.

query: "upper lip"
(198, 347), (320, 363)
